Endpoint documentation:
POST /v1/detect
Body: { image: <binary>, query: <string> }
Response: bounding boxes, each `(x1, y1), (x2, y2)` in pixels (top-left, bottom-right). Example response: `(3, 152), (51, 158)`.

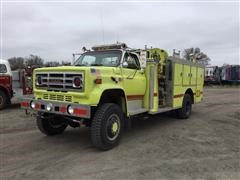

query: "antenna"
(100, 7), (105, 43)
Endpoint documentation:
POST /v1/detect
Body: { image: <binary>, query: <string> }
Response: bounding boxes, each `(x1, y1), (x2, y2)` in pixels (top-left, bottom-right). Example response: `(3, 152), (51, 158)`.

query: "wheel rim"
(106, 114), (120, 141)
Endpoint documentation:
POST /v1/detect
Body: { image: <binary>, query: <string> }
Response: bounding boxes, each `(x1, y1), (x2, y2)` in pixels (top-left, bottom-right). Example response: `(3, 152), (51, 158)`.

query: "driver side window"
(124, 53), (140, 69)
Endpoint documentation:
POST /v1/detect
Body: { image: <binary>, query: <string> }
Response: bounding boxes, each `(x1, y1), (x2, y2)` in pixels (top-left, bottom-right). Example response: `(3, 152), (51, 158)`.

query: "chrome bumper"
(21, 98), (91, 119)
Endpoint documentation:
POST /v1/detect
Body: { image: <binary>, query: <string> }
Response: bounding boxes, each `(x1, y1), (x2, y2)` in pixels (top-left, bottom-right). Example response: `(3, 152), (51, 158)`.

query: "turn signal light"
(95, 78), (102, 84)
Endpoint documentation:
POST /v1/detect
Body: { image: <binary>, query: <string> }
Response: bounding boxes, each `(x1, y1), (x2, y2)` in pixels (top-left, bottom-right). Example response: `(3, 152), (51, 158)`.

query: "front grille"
(43, 94), (72, 102)
(36, 72), (84, 91)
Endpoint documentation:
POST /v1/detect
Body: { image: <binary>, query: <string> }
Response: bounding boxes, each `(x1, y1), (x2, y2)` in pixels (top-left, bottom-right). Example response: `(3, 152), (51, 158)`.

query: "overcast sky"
(1, 0), (239, 65)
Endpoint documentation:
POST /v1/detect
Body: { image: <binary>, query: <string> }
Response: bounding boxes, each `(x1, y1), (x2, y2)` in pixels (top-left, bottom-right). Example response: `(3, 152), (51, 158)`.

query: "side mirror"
(122, 61), (128, 68)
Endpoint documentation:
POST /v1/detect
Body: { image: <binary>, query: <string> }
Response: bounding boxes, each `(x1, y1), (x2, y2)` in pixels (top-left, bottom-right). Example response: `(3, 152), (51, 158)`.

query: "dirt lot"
(0, 87), (239, 179)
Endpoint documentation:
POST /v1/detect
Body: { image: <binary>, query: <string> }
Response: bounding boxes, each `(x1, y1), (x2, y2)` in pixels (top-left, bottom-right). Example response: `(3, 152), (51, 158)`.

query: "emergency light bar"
(92, 43), (127, 51)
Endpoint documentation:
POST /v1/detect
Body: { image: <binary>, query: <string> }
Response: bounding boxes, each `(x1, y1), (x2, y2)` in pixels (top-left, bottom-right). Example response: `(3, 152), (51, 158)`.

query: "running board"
(148, 107), (179, 115)
(129, 108), (148, 116)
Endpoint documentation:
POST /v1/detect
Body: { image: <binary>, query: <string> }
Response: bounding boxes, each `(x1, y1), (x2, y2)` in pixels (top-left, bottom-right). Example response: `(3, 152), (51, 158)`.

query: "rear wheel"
(0, 90), (7, 110)
(176, 94), (192, 119)
(91, 103), (124, 150)
(36, 113), (68, 135)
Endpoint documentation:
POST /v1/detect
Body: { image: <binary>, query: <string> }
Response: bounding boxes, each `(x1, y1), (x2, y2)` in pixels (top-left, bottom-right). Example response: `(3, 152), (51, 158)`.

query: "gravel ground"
(0, 87), (240, 180)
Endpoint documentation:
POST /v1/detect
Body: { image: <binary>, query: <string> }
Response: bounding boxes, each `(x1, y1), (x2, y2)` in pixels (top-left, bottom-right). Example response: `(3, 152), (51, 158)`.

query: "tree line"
(8, 54), (71, 70)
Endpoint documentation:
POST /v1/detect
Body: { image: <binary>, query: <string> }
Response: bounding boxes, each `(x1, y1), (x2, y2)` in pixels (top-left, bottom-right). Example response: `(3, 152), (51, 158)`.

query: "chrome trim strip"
(35, 72), (84, 91)
(149, 66), (154, 109)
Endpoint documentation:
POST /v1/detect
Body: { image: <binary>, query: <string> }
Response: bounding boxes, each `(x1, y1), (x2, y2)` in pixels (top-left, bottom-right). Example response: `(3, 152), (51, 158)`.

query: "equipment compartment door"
(173, 63), (183, 86)
(183, 65), (191, 85)
(197, 67), (204, 86)
(190, 66), (197, 85)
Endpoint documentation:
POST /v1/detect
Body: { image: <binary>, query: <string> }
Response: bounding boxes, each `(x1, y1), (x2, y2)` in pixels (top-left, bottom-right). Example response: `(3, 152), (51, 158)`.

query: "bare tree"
(8, 57), (25, 70)
(25, 54), (44, 66)
(61, 60), (71, 66)
(44, 61), (60, 67)
(183, 47), (211, 66)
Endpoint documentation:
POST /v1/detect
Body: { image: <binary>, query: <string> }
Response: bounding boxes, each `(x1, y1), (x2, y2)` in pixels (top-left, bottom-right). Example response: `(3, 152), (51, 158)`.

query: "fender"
(88, 83), (127, 106)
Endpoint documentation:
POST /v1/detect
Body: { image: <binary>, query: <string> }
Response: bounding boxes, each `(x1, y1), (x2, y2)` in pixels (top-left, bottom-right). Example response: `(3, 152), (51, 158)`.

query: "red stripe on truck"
(127, 95), (144, 101)
(173, 94), (184, 98)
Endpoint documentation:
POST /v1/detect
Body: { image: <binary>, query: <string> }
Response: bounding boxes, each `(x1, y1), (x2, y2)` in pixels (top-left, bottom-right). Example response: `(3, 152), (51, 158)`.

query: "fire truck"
(21, 43), (204, 150)
(0, 59), (13, 109)
(0, 59), (35, 110)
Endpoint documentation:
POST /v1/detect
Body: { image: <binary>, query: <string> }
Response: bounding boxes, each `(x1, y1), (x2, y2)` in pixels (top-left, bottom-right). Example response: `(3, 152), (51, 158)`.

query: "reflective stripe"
(73, 108), (87, 116)
(173, 94), (184, 98)
(127, 95), (144, 101)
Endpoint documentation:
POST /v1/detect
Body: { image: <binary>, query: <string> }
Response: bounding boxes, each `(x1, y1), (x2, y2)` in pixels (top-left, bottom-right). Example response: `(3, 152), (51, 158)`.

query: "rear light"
(73, 77), (82, 88)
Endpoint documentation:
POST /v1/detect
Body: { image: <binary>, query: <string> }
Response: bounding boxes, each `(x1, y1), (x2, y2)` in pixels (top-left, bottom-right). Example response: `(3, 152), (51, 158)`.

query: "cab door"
(121, 52), (146, 102)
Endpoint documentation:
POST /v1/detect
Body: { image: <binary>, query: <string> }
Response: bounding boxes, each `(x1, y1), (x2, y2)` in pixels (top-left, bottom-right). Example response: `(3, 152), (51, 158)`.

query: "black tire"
(176, 94), (192, 119)
(91, 103), (124, 150)
(36, 114), (68, 136)
(0, 90), (8, 110)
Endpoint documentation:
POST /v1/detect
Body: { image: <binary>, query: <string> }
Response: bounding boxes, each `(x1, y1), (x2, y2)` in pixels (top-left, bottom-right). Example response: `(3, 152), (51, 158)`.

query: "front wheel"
(176, 94), (192, 119)
(91, 103), (124, 150)
(36, 113), (68, 136)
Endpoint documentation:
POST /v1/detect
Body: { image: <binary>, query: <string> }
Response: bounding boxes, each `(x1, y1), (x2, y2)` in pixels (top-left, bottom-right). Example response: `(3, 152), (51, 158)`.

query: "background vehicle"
(204, 66), (221, 85)
(21, 43), (204, 150)
(204, 65), (240, 85)
(221, 65), (240, 85)
(0, 59), (13, 109)
(0, 59), (35, 110)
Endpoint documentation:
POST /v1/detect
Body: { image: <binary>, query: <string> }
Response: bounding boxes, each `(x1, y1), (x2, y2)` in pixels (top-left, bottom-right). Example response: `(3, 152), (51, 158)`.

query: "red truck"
(0, 59), (13, 109)
(0, 59), (35, 110)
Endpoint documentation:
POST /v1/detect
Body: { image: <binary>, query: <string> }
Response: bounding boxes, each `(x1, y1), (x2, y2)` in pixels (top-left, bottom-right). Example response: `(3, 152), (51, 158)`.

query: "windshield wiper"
(90, 64), (103, 66)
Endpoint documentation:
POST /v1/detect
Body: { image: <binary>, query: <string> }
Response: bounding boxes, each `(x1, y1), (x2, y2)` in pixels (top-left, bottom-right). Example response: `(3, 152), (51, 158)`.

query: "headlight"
(67, 105), (74, 114)
(36, 76), (42, 86)
(30, 101), (36, 109)
(46, 103), (53, 111)
(73, 76), (82, 88)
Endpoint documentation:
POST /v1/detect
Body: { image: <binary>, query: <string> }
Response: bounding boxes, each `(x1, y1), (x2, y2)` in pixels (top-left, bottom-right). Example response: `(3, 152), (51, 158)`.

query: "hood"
(34, 66), (117, 73)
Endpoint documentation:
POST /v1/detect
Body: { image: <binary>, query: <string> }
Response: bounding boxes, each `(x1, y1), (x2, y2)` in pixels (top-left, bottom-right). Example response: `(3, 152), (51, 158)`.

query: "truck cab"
(21, 43), (204, 150)
(0, 59), (13, 109)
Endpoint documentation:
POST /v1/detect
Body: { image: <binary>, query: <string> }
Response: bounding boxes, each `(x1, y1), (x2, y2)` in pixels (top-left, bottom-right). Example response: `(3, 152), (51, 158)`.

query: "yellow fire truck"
(21, 43), (204, 150)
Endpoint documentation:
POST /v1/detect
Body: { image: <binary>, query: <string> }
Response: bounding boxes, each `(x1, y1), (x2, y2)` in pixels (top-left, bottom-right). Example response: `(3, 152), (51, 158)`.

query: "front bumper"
(21, 98), (91, 119)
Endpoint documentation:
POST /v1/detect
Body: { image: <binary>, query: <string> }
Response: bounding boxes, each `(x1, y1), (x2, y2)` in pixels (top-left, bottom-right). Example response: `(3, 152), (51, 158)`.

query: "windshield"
(74, 50), (122, 67)
(0, 64), (7, 73)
